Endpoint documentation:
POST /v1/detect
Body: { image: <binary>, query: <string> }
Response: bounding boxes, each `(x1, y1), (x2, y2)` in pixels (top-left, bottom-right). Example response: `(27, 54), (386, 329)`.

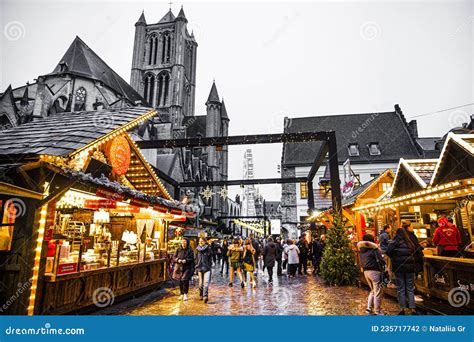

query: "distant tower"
(242, 149), (257, 217)
(130, 7), (197, 128)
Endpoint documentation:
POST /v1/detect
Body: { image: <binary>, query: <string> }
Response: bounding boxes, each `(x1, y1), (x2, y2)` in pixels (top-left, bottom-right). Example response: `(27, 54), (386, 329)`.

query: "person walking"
(275, 237), (284, 276)
(195, 237), (213, 303)
(282, 239), (289, 272)
(358, 234), (386, 315)
(386, 224), (422, 315)
(173, 238), (194, 301)
(243, 239), (257, 288)
(284, 239), (300, 278)
(263, 237), (278, 284)
(221, 239), (229, 275)
(433, 216), (462, 257)
(227, 238), (246, 288)
(297, 235), (309, 275)
(311, 237), (324, 275)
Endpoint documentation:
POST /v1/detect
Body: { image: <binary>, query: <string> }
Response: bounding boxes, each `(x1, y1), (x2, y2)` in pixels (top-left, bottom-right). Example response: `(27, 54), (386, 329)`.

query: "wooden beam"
(136, 132), (331, 149)
(0, 182), (43, 200)
(180, 177), (308, 187)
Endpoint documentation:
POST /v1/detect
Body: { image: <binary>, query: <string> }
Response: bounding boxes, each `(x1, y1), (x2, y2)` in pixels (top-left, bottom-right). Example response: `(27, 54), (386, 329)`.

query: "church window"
(161, 33), (167, 63)
(74, 87), (87, 111)
(166, 35), (171, 62)
(148, 38), (153, 65)
(157, 72), (170, 107)
(0, 114), (13, 130)
(152, 36), (158, 65)
(143, 74), (155, 105)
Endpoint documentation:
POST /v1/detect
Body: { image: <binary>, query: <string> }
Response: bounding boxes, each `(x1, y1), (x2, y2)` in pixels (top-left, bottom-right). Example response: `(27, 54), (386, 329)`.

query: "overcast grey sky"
(1, 0), (473, 200)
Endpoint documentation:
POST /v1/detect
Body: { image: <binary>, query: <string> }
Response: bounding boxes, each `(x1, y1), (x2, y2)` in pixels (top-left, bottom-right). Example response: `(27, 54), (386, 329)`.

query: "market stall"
(0, 108), (196, 315)
(353, 133), (474, 310)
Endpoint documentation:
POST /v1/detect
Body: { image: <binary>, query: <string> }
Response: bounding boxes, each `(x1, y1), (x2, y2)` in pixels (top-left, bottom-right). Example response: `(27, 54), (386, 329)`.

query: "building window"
(368, 142), (381, 155)
(300, 182), (308, 199)
(370, 173), (379, 178)
(379, 182), (391, 192)
(156, 72), (170, 107)
(143, 74), (155, 105)
(348, 143), (359, 156)
(74, 87), (87, 111)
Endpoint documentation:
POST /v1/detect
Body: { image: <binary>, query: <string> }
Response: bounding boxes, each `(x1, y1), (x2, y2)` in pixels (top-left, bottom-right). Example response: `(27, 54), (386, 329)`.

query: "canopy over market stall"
(0, 107), (196, 315)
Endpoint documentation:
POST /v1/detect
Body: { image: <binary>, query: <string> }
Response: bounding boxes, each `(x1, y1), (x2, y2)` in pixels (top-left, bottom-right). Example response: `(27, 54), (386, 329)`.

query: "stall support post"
(327, 131), (342, 215)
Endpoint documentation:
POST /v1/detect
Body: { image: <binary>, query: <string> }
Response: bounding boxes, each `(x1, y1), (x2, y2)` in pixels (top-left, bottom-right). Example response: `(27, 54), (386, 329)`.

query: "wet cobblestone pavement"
(97, 263), (401, 315)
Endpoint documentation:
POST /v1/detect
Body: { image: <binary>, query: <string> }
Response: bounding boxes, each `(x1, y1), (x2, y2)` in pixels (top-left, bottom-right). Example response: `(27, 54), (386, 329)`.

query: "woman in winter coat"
(243, 239), (257, 288)
(386, 224), (422, 315)
(357, 234), (385, 315)
(195, 237), (213, 303)
(173, 238), (194, 301)
(283, 239), (300, 278)
(263, 237), (278, 283)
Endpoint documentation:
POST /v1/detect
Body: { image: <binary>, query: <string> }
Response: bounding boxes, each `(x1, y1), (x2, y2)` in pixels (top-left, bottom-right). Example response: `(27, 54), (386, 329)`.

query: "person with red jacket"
(432, 216), (462, 257)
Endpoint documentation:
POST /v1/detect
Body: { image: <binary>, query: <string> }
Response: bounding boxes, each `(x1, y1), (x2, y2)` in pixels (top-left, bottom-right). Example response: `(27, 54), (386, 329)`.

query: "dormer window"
(368, 142), (381, 155)
(348, 143), (359, 156)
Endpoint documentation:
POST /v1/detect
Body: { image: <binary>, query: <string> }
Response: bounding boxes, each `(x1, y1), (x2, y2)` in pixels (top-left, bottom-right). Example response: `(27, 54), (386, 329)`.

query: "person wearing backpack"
(357, 234), (386, 315)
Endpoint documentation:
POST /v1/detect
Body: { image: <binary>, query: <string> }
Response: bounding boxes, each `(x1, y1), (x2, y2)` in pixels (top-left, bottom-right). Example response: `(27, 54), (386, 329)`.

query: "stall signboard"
(153, 204), (168, 213)
(270, 219), (281, 235)
(57, 263), (77, 276)
(84, 199), (117, 209)
(96, 187), (125, 201)
(111, 204), (140, 214)
(107, 136), (131, 176)
(130, 198), (149, 208)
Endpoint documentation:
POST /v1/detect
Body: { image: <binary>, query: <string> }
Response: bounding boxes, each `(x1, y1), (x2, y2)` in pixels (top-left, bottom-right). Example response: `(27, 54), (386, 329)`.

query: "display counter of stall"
(353, 133), (474, 310)
(0, 108), (197, 315)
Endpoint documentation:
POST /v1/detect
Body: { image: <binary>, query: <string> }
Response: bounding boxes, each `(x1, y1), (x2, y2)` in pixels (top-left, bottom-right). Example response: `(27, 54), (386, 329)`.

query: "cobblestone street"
(98, 263), (401, 315)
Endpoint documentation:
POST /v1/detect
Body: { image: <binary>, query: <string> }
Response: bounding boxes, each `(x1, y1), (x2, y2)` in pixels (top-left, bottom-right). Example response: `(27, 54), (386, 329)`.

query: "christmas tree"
(320, 209), (358, 285)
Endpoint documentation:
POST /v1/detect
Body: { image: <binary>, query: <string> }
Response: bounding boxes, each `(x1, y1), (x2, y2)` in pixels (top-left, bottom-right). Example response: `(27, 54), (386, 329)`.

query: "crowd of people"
(171, 216), (461, 313)
(357, 216), (461, 316)
(171, 233), (327, 304)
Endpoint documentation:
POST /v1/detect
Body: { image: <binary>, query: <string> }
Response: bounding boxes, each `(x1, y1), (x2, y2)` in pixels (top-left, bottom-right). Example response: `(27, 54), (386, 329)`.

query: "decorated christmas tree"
(320, 209), (358, 285)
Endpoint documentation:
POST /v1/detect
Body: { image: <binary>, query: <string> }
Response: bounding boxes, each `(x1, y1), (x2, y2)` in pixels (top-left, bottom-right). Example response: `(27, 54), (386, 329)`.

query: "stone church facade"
(0, 6), (231, 220)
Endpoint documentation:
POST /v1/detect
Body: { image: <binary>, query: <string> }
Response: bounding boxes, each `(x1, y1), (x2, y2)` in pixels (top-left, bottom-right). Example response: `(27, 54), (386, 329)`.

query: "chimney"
(408, 120), (418, 138)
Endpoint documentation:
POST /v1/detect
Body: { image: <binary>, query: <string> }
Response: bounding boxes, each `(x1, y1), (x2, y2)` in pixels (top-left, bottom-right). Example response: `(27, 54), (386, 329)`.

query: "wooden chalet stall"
(354, 133), (474, 311)
(0, 108), (196, 315)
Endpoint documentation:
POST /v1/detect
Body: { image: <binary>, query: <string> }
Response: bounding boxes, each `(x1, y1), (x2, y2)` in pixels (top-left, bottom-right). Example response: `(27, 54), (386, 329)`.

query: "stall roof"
(0, 107), (155, 157)
(391, 158), (438, 197)
(430, 133), (474, 186)
(342, 169), (394, 207)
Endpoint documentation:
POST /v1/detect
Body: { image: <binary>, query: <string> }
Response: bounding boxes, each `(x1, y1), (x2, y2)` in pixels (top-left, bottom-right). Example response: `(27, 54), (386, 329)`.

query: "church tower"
(130, 7), (197, 128)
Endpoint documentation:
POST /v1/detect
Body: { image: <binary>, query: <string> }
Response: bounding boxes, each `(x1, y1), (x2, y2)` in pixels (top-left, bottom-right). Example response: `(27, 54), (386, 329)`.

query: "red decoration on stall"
(130, 198), (149, 208)
(170, 208), (184, 215)
(153, 204), (169, 213)
(84, 199), (117, 209)
(106, 136), (131, 176)
(96, 187), (124, 201)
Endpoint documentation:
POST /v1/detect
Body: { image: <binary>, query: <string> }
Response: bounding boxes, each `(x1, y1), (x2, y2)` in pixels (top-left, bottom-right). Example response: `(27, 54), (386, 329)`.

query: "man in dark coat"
(275, 237), (284, 276)
(311, 237), (324, 275)
(263, 237), (278, 283)
(297, 235), (309, 275)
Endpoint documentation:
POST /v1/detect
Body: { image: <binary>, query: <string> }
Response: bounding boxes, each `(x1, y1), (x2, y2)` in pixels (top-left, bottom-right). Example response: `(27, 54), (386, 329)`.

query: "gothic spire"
(136, 10), (147, 25)
(20, 82), (29, 106)
(221, 98), (229, 121)
(206, 81), (220, 105)
(176, 5), (187, 21)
